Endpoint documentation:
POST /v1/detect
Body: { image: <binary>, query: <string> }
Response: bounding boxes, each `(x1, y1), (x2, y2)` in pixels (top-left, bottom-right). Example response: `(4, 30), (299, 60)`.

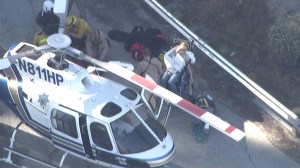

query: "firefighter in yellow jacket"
(33, 32), (48, 46)
(65, 15), (92, 51)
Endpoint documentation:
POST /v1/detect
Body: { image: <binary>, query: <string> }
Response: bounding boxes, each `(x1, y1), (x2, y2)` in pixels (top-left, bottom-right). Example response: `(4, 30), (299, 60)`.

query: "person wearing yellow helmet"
(65, 15), (92, 51)
(35, 0), (60, 35)
(33, 32), (48, 46)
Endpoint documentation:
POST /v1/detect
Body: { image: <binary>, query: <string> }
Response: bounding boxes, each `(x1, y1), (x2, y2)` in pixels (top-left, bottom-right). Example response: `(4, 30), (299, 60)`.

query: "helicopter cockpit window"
(51, 109), (78, 138)
(120, 88), (137, 100)
(143, 90), (161, 115)
(111, 111), (158, 154)
(90, 122), (113, 151)
(135, 103), (167, 141)
(101, 102), (122, 117)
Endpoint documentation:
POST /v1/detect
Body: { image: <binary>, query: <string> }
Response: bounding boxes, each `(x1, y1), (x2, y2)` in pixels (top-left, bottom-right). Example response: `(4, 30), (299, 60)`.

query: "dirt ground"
(158, 0), (300, 164)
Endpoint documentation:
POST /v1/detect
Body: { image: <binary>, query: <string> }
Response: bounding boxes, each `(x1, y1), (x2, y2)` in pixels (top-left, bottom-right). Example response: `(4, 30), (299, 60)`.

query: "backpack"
(124, 26), (145, 51)
(131, 42), (145, 61)
(107, 29), (129, 42)
(195, 93), (215, 110)
(143, 27), (168, 58)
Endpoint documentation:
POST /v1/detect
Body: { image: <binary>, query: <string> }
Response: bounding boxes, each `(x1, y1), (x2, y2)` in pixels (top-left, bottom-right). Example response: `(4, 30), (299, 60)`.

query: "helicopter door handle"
(92, 149), (96, 155)
(115, 157), (126, 165)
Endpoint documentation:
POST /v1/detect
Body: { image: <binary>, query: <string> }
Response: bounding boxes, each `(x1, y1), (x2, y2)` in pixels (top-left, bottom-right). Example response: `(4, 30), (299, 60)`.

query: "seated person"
(161, 41), (195, 95)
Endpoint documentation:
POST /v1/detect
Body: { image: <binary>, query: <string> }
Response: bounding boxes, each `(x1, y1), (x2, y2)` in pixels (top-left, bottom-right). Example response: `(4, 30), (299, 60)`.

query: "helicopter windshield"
(134, 103), (167, 141)
(111, 110), (158, 154)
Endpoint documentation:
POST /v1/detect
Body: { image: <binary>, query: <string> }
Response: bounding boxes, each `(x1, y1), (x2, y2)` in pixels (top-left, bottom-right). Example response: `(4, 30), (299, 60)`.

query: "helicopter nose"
(146, 133), (175, 167)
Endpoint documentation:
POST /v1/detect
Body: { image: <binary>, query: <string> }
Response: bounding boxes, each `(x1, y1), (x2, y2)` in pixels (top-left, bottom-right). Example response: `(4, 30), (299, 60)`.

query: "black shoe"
(189, 94), (197, 104)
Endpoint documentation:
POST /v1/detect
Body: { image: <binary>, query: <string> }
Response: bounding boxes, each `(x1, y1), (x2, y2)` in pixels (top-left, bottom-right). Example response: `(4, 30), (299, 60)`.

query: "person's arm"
(35, 11), (45, 29)
(135, 61), (145, 76)
(86, 35), (94, 57)
(98, 32), (109, 61)
(164, 47), (176, 69)
(187, 64), (193, 95)
(99, 44), (108, 61)
(44, 15), (60, 35)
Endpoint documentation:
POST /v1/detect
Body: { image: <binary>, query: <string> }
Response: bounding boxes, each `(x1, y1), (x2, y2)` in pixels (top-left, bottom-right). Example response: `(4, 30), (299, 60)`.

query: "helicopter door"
(79, 114), (94, 159)
(86, 116), (124, 166)
(141, 74), (163, 118)
(49, 107), (85, 156)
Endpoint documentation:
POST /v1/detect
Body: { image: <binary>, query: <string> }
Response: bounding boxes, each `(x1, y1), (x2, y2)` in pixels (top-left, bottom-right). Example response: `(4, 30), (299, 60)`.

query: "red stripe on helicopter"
(225, 125), (236, 134)
(131, 74), (158, 90)
(178, 99), (206, 116)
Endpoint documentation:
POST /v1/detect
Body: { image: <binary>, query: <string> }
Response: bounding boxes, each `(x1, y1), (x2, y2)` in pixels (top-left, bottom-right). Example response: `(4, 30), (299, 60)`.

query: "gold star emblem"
(38, 93), (49, 107)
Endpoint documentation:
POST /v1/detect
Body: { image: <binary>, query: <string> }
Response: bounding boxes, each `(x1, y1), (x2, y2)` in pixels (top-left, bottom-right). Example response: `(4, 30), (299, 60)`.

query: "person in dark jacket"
(35, 0), (60, 36)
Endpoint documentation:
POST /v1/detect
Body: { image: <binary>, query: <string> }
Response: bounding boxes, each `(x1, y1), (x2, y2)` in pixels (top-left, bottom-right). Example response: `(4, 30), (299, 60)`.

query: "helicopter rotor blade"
(65, 47), (245, 141)
(0, 45), (52, 70)
(100, 62), (245, 141)
(0, 56), (12, 70)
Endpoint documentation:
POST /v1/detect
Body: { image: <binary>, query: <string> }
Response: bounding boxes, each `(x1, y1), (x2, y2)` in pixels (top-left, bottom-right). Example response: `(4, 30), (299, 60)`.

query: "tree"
(267, 12), (300, 72)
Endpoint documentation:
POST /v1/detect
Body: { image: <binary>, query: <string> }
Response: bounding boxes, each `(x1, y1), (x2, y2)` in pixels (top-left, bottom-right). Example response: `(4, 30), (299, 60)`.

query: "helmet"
(65, 16), (78, 29)
(186, 51), (196, 63)
(43, 0), (54, 13)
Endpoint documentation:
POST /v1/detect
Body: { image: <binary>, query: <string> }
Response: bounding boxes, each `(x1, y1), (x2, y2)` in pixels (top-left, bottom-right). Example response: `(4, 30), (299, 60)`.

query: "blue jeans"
(160, 69), (183, 94)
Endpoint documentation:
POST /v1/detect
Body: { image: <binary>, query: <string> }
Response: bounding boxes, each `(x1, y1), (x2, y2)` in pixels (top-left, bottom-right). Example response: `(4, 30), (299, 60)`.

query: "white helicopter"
(0, 0), (245, 167)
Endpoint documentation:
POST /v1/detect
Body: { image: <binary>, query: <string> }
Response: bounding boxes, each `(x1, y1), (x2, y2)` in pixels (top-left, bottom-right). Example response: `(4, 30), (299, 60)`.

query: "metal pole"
(143, 0), (300, 136)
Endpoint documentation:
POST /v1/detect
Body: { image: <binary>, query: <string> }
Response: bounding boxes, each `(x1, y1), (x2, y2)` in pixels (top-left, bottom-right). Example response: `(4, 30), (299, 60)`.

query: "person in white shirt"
(161, 41), (195, 95)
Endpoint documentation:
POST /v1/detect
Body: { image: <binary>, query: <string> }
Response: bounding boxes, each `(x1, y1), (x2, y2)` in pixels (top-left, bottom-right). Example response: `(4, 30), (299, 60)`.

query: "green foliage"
(267, 12), (300, 71)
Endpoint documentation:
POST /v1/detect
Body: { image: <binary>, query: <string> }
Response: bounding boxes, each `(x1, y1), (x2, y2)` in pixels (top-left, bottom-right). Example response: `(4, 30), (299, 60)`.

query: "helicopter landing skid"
(1, 122), (68, 168)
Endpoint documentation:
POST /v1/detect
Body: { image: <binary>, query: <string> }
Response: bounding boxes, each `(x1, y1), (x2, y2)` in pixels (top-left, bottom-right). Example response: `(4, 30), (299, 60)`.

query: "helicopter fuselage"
(0, 42), (175, 168)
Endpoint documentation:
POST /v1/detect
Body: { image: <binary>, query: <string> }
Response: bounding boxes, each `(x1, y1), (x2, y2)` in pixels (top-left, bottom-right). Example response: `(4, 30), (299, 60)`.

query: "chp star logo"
(38, 93), (49, 108)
